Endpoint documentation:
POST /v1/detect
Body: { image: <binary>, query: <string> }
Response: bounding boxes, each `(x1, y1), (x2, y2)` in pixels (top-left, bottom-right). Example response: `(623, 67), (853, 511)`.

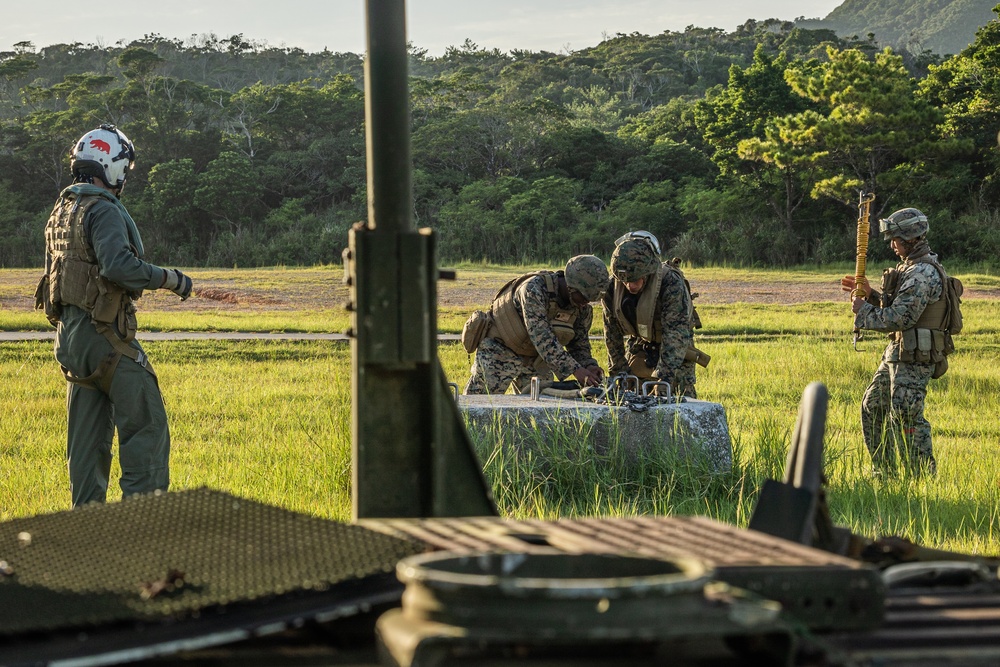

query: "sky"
(3, 1), (844, 56)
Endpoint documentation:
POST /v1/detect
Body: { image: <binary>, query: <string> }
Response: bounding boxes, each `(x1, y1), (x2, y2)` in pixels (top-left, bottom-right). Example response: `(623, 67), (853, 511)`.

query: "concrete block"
(458, 394), (733, 472)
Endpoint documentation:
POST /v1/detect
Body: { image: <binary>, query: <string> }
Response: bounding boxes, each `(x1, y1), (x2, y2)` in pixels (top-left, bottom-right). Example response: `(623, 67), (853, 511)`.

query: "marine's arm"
(854, 264), (942, 332)
(87, 202), (190, 298)
(87, 202), (163, 291)
(565, 304), (599, 371)
(655, 271), (694, 382)
(519, 278), (589, 380)
(602, 286), (629, 375)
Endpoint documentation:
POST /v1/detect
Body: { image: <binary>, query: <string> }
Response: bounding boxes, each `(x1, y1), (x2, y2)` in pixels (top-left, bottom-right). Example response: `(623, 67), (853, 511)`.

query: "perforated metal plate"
(0, 487), (423, 636)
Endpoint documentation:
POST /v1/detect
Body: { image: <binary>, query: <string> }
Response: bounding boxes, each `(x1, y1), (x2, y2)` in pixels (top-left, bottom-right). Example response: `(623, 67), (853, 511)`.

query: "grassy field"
(1, 266), (998, 557)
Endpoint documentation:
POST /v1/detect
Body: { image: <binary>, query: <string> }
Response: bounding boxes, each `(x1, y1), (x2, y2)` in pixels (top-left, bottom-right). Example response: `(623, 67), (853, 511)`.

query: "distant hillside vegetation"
(800, 0), (998, 56)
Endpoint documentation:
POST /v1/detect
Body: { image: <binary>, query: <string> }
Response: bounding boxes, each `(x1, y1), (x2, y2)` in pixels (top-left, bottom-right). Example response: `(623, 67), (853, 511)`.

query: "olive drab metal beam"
(348, 0), (496, 520)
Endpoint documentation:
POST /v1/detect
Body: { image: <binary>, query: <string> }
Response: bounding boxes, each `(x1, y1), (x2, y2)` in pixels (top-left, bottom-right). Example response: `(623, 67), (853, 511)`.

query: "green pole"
(350, 0), (496, 519)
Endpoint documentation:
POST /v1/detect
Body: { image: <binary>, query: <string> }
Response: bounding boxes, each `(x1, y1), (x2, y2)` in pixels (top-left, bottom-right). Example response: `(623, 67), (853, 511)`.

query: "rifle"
(852, 191), (876, 350)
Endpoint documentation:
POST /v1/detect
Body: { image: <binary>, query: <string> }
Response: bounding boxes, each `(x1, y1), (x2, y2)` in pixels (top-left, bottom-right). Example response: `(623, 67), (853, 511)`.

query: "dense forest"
(0, 10), (998, 268)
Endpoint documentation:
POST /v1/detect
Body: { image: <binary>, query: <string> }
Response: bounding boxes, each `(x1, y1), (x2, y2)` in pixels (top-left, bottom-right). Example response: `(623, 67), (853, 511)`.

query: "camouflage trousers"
(861, 358), (936, 476)
(671, 361), (698, 400)
(464, 337), (552, 395)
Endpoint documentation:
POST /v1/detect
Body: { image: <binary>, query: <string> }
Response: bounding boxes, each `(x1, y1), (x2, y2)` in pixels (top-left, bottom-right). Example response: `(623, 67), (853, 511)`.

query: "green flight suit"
(45, 184), (170, 507)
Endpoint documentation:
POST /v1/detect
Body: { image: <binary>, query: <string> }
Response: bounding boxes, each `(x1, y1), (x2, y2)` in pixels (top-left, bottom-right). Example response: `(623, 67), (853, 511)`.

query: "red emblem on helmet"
(90, 138), (112, 154)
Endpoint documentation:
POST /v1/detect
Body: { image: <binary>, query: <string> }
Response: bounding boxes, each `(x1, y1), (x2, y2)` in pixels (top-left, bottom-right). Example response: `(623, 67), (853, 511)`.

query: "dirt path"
(2, 269), (997, 315)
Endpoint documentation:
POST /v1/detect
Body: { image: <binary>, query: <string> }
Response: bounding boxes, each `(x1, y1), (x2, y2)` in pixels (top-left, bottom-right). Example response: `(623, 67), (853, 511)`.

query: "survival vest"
(487, 271), (579, 357)
(609, 261), (709, 368)
(40, 192), (142, 333)
(35, 190), (156, 393)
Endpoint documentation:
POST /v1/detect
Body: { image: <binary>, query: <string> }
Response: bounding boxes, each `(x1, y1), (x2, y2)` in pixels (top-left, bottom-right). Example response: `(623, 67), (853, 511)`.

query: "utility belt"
(891, 328), (953, 363)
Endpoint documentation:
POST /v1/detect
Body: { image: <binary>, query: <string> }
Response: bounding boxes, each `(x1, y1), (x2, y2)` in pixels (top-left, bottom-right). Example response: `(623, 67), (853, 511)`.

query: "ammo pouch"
(896, 327), (948, 365)
(460, 309), (493, 353)
(57, 255), (134, 330)
(630, 340), (660, 370)
(624, 341), (657, 380)
(50, 255), (126, 322)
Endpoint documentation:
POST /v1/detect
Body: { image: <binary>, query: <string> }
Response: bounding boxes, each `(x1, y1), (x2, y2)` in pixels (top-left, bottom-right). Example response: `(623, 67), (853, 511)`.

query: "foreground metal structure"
(346, 0), (495, 520)
(1, 1), (999, 665)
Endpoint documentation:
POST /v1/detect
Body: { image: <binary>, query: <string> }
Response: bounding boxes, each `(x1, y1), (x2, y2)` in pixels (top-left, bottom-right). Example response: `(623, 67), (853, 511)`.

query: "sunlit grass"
(1, 266), (998, 557)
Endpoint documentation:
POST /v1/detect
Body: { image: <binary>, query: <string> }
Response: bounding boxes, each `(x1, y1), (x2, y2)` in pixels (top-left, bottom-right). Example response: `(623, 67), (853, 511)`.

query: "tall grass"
(0, 341), (354, 521)
(1, 278), (998, 556)
(444, 303), (1000, 555)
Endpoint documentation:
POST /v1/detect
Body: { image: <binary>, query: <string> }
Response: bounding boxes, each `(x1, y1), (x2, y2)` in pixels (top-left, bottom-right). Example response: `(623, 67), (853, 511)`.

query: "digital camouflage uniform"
(603, 265), (697, 398)
(42, 184), (173, 507)
(855, 243), (944, 475)
(464, 272), (599, 394)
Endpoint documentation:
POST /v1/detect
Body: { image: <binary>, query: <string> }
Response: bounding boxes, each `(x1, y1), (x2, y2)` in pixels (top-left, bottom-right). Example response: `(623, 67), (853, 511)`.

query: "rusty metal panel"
(361, 516), (867, 567)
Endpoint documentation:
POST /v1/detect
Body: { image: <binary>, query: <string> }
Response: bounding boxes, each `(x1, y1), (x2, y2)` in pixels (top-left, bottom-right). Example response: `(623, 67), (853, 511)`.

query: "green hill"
(800, 0), (998, 56)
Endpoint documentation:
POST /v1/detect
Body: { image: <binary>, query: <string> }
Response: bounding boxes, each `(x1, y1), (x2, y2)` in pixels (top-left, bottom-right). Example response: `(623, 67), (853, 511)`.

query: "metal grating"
(359, 514), (868, 566)
(360, 515), (886, 632)
(1, 495), (995, 665)
(0, 487), (424, 636)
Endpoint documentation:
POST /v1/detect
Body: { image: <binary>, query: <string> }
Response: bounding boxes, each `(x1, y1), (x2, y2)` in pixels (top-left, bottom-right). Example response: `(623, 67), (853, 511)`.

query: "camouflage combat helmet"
(880, 208), (929, 241)
(564, 255), (608, 302)
(611, 234), (661, 283)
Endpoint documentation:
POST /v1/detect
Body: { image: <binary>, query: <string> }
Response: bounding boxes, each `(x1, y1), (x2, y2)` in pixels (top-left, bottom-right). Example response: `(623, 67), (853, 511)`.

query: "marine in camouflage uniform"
(603, 232), (702, 399)
(36, 125), (194, 507)
(464, 255), (607, 395)
(843, 208), (947, 476)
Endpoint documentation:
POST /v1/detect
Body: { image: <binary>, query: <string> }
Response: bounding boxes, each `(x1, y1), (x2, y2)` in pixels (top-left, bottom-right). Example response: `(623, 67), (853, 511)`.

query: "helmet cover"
(564, 255), (608, 302)
(71, 124), (135, 190)
(879, 208), (928, 241)
(615, 230), (661, 256)
(611, 238), (661, 283)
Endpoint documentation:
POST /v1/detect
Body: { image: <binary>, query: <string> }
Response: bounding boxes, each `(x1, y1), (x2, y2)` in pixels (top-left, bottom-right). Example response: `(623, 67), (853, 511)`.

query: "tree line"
(0, 14), (997, 269)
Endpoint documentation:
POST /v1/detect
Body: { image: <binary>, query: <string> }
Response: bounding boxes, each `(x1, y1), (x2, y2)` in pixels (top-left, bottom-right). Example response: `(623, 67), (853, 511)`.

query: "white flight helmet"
(70, 124), (136, 191)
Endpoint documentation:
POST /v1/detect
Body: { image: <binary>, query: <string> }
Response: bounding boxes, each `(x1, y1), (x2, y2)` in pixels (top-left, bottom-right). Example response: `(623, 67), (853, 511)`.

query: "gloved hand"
(161, 269), (193, 300)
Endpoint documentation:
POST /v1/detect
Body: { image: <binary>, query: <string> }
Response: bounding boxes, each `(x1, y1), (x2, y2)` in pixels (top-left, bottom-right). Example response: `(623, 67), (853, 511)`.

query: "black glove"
(161, 269), (193, 300)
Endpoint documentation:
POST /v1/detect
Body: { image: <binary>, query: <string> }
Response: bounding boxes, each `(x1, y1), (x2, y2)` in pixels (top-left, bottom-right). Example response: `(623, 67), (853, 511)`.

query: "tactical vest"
(611, 263), (699, 343)
(488, 271), (578, 357)
(610, 262), (709, 372)
(611, 263), (659, 342)
(41, 192), (139, 337)
(881, 257), (951, 365)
